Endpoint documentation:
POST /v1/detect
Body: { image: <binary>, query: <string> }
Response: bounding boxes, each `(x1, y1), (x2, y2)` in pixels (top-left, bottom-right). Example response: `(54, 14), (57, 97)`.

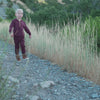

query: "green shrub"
(7, 0), (11, 2)
(7, 1), (13, 8)
(0, 17), (3, 22)
(5, 8), (15, 20)
(84, 16), (100, 49)
(30, 6), (68, 26)
(90, 10), (100, 17)
(0, 1), (3, 6)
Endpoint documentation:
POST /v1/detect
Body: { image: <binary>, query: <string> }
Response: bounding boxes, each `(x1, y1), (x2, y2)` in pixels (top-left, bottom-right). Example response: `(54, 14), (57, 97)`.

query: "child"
(9, 9), (31, 61)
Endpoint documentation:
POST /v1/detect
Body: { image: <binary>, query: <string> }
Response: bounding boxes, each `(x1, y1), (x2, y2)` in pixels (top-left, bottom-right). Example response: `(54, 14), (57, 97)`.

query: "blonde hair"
(16, 9), (23, 14)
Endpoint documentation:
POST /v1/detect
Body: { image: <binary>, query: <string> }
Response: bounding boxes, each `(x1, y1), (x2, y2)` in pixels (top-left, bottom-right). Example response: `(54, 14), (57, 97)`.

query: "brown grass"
(0, 21), (100, 84)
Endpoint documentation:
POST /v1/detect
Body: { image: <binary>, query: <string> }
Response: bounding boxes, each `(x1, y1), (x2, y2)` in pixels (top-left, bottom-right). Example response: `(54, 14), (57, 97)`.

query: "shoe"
(16, 55), (21, 61)
(22, 54), (27, 59)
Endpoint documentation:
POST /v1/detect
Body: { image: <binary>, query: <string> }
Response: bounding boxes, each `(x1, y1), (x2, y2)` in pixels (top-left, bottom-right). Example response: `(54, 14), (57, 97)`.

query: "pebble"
(30, 95), (41, 100)
(40, 81), (55, 88)
(90, 93), (100, 99)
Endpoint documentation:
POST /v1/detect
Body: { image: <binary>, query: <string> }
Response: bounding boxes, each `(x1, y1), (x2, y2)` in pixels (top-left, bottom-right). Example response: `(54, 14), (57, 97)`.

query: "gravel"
(0, 40), (100, 100)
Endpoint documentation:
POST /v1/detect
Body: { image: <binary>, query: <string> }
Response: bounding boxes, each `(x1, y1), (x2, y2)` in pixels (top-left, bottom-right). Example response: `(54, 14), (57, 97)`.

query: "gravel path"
(0, 40), (100, 100)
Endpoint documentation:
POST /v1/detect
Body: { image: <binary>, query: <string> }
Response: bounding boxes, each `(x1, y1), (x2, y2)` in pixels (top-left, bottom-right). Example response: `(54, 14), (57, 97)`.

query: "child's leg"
(14, 37), (20, 61)
(20, 38), (27, 59)
(14, 38), (20, 55)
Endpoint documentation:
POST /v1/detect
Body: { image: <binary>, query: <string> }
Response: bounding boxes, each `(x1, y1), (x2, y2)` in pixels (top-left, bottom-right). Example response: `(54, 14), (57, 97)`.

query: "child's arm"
(23, 22), (31, 37)
(9, 20), (14, 37)
(9, 20), (14, 33)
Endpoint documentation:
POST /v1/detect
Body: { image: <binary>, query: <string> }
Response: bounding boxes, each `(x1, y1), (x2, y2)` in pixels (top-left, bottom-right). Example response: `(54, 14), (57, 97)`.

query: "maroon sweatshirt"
(9, 19), (31, 38)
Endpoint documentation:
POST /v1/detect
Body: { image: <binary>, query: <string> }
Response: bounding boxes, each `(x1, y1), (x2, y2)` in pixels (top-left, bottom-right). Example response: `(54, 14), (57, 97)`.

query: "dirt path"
(0, 40), (100, 100)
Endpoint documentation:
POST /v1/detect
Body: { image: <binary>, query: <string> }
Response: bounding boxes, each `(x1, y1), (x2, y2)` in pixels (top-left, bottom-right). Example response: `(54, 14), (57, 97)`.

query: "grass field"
(0, 20), (100, 84)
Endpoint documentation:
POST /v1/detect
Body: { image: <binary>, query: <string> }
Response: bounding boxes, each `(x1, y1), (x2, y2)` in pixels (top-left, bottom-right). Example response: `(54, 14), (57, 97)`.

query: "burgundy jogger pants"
(14, 37), (26, 55)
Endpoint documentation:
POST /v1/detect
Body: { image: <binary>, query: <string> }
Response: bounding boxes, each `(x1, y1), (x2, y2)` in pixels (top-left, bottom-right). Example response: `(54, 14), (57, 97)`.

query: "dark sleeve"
(23, 22), (31, 35)
(9, 20), (14, 33)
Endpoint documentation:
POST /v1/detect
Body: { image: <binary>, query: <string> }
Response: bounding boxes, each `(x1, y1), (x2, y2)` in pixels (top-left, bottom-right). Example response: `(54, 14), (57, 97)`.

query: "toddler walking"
(9, 9), (31, 61)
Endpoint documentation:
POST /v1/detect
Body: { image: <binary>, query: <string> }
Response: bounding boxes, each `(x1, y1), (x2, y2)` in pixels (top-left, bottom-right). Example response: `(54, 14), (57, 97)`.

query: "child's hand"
(10, 33), (14, 37)
(29, 35), (31, 39)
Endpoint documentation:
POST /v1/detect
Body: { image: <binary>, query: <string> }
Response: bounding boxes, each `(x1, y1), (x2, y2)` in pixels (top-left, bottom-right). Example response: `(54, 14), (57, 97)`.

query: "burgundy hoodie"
(9, 19), (31, 38)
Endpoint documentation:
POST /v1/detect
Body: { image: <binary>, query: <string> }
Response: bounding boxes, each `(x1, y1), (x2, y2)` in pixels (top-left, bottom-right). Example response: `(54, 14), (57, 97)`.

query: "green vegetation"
(7, 0), (13, 8)
(6, 8), (15, 20)
(0, 0), (3, 6)
(19, 0), (100, 24)
(85, 17), (100, 48)
(0, 17), (3, 22)
(6, 0), (100, 25)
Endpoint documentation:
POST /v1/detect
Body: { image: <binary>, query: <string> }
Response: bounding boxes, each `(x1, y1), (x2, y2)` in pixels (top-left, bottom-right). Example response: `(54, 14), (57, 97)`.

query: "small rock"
(12, 95), (18, 98)
(33, 83), (39, 87)
(6, 84), (10, 87)
(23, 80), (27, 84)
(8, 76), (19, 83)
(40, 81), (55, 88)
(2, 75), (7, 79)
(30, 95), (41, 100)
(25, 94), (29, 97)
(16, 62), (20, 66)
(90, 93), (99, 99)
(70, 98), (78, 100)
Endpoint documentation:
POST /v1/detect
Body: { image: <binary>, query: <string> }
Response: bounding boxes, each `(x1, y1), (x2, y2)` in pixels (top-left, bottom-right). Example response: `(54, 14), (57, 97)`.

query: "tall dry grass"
(0, 20), (100, 84)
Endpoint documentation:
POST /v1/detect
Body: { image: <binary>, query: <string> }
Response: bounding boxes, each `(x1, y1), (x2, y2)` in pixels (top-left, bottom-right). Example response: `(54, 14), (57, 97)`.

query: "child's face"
(15, 10), (23, 20)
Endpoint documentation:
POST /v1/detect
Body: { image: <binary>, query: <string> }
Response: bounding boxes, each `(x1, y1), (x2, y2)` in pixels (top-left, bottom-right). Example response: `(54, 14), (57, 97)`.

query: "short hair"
(16, 9), (23, 14)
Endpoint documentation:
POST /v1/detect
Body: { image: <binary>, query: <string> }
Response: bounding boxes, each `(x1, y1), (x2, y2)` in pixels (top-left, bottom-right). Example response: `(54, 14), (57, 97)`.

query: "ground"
(0, 40), (100, 100)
